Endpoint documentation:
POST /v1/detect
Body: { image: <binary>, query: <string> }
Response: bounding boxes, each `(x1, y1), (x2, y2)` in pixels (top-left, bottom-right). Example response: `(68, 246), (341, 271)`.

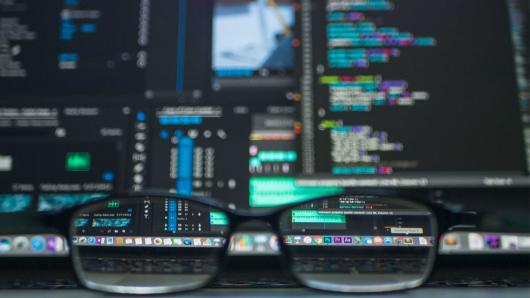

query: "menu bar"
(285, 235), (434, 247)
(440, 232), (530, 254)
(72, 236), (226, 248)
(0, 234), (68, 256)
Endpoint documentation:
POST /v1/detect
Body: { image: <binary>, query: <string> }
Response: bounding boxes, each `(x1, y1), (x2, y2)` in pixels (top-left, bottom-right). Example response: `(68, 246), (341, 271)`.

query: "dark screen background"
(305, 0), (527, 174)
(0, 0), (528, 219)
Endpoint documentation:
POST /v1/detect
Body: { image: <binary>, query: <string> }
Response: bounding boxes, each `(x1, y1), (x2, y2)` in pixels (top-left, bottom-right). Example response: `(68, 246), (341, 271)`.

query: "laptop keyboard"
(292, 257), (426, 274)
(0, 277), (528, 289)
(80, 257), (217, 274)
(80, 256), (426, 275)
(0, 257), (528, 290)
(0, 279), (79, 290)
(424, 278), (530, 288)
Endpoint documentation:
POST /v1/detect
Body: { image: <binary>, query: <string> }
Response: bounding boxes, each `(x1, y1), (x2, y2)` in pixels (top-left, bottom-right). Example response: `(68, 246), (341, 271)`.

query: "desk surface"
(0, 288), (529, 298)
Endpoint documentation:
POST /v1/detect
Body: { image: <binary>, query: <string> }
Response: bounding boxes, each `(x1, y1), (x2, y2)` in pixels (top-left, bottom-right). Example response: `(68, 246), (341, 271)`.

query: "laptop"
(0, 0), (528, 291)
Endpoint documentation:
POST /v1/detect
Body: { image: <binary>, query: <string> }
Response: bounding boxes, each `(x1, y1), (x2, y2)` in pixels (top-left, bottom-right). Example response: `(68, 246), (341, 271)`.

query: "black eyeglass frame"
(27, 190), (476, 294)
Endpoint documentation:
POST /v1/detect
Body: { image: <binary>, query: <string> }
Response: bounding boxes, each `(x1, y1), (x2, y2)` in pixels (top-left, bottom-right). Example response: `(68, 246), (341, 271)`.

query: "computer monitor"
(0, 0), (318, 212)
(295, 0), (530, 188)
(0, 0), (528, 257)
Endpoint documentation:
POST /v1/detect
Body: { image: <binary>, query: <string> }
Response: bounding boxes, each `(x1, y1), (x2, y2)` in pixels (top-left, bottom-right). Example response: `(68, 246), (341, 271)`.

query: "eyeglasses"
(38, 192), (475, 294)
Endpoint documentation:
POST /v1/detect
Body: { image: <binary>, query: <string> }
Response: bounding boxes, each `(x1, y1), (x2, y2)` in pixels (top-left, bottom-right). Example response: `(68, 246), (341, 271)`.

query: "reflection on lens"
(279, 195), (436, 293)
(70, 197), (229, 295)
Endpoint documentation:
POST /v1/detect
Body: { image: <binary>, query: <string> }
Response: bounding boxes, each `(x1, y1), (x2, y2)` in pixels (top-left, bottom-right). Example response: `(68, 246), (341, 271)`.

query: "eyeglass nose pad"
(227, 220), (281, 255)
(225, 220), (299, 281)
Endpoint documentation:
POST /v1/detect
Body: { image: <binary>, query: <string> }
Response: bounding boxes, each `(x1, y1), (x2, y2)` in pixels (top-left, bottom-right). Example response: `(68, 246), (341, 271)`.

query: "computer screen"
(0, 0), (529, 256)
(296, 0), (530, 188)
(0, 0), (343, 213)
(211, 0), (295, 91)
